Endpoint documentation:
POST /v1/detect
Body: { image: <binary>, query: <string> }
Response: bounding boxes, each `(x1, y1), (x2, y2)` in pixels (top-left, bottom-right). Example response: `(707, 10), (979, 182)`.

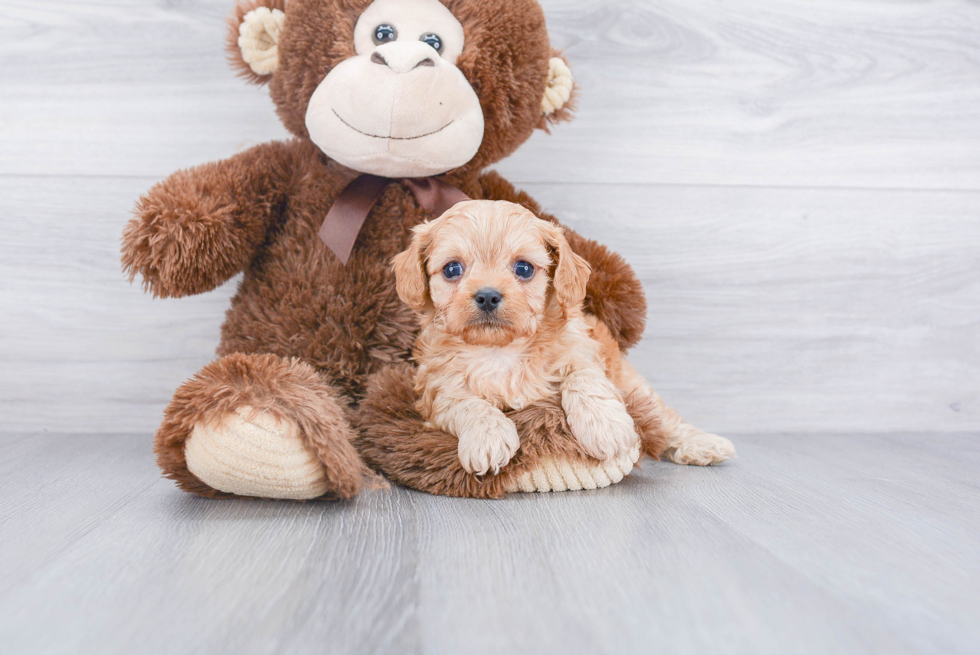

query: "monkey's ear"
(392, 222), (436, 313)
(539, 52), (577, 131)
(227, 1), (287, 84)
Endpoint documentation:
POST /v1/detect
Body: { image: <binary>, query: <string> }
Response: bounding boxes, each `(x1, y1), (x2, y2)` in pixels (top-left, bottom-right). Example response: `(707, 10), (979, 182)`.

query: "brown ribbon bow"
(318, 175), (471, 265)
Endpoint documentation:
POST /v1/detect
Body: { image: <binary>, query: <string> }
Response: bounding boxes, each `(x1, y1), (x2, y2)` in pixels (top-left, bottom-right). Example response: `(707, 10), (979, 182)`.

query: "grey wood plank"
(1, 0), (978, 188)
(1, 432), (978, 654)
(672, 434), (980, 654)
(2, 176), (976, 434)
(0, 434), (420, 655)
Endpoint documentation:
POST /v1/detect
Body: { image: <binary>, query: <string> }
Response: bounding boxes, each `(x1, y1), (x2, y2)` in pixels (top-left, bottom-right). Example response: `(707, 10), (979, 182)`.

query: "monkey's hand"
(122, 141), (297, 298)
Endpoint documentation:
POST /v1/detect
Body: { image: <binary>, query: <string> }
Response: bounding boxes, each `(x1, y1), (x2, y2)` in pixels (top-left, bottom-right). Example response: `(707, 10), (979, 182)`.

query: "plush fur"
(123, 0), (671, 500)
(154, 352), (367, 499)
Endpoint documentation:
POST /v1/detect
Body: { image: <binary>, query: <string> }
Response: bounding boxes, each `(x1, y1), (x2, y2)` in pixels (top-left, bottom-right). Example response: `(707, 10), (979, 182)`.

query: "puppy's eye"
(514, 261), (535, 280)
(443, 261), (464, 280)
(373, 24), (397, 45)
(420, 33), (442, 52)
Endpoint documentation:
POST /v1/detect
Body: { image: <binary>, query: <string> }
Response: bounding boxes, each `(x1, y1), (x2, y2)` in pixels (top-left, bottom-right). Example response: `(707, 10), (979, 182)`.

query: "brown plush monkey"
(122, 0), (733, 501)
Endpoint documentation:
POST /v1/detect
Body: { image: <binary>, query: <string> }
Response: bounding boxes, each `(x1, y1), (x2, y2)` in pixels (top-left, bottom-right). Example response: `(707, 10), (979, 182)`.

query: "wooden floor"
(1, 433), (977, 654)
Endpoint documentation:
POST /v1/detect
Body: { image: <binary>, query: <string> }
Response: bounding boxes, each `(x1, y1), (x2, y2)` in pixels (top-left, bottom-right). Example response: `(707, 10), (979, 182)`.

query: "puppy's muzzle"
(473, 288), (503, 313)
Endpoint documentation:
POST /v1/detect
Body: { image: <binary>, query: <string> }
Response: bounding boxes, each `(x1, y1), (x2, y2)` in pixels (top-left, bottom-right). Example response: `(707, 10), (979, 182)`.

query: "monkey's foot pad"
(185, 407), (329, 500)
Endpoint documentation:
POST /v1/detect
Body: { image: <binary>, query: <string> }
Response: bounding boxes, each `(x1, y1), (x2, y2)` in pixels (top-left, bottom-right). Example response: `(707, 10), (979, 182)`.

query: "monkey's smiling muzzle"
(304, 0), (485, 178)
(330, 107), (454, 142)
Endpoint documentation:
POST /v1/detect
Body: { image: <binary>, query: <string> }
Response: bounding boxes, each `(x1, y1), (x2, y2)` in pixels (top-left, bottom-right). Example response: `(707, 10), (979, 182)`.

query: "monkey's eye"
(420, 33), (442, 52)
(373, 24), (397, 45)
(514, 261), (535, 280)
(443, 261), (464, 280)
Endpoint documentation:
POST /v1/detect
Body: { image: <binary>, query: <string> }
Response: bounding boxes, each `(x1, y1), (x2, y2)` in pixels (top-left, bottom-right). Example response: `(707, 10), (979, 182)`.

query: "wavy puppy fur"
(393, 201), (686, 480)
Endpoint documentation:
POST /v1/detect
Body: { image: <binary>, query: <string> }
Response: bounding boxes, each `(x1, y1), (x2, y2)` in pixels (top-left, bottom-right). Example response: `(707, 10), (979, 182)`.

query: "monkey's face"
(305, 0), (484, 178)
(231, 0), (576, 177)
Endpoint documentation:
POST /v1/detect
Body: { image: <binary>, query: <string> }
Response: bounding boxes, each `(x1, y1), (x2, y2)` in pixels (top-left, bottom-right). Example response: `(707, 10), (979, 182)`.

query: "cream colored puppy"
(393, 200), (735, 475)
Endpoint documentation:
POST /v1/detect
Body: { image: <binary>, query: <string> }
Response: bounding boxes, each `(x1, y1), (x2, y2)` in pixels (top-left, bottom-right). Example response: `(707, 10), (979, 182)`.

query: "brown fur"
(154, 353), (368, 499)
(122, 141), (301, 299)
(124, 0), (648, 498)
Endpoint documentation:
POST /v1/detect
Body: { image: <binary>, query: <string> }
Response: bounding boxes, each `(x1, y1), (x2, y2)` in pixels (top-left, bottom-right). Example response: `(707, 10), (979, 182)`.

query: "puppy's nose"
(473, 288), (503, 313)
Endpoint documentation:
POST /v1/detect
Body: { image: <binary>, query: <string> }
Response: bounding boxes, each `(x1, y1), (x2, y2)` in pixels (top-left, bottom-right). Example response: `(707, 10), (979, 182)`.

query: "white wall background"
(1, 0), (978, 435)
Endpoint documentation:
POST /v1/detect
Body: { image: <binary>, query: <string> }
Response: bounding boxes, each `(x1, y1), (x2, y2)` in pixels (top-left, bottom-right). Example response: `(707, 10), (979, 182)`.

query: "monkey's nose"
(473, 288), (503, 313)
(371, 43), (437, 74)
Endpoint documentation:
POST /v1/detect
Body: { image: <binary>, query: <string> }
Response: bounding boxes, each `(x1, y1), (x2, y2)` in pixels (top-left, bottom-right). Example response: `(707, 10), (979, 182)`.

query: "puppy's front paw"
(565, 396), (638, 461)
(457, 414), (521, 476)
(664, 426), (736, 466)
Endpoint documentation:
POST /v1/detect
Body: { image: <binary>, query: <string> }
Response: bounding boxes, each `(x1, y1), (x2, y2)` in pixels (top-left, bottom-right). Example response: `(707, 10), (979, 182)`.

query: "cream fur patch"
(661, 425), (737, 466)
(542, 57), (574, 116)
(238, 7), (286, 77)
(185, 406), (329, 500)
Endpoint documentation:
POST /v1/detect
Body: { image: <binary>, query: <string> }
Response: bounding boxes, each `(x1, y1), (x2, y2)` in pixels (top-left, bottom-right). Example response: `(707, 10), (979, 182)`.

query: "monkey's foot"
(185, 406), (329, 500)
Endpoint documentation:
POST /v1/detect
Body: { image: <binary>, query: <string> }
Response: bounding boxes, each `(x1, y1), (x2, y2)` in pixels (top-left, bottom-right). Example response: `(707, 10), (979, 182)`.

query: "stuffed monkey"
(122, 0), (734, 500)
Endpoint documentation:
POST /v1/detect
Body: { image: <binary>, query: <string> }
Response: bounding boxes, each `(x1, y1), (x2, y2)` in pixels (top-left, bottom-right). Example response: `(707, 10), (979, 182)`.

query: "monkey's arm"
(122, 140), (302, 298)
(476, 171), (647, 350)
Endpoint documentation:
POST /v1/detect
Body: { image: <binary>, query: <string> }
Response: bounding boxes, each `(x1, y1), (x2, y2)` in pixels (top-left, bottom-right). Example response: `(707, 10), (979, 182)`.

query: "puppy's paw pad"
(457, 415), (520, 476)
(667, 431), (736, 466)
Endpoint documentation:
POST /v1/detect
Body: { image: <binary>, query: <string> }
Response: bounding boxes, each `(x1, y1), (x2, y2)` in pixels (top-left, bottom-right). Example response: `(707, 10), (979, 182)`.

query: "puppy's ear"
(392, 222), (435, 312)
(542, 222), (591, 312)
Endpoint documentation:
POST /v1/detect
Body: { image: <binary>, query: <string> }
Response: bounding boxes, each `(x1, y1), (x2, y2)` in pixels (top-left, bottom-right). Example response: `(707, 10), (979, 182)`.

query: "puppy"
(392, 200), (735, 475)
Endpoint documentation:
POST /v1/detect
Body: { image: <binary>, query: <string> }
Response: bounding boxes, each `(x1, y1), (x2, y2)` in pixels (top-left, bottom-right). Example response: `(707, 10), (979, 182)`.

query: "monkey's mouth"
(332, 109), (454, 141)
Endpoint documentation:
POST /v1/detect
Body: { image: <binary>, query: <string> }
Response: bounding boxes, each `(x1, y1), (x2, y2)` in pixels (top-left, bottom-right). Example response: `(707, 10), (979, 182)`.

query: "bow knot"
(318, 175), (471, 264)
